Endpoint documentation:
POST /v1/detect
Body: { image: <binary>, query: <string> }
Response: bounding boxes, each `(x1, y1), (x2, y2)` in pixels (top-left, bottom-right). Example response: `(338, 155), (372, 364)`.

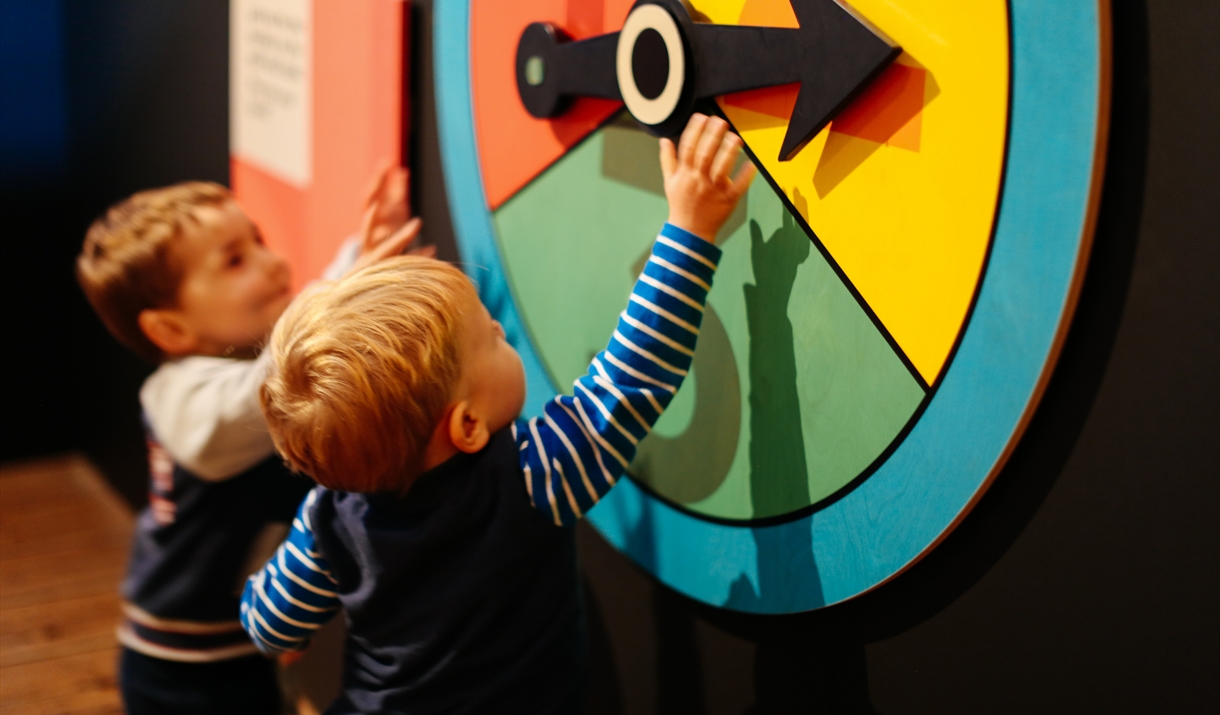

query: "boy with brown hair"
(76, 168), (423, 714)
(241, 115), (754, 713)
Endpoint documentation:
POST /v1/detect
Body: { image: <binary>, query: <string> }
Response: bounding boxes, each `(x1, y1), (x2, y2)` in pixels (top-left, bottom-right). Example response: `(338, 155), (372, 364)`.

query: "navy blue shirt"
(313, 430), (584, 714)
(119, 430), (311, 661)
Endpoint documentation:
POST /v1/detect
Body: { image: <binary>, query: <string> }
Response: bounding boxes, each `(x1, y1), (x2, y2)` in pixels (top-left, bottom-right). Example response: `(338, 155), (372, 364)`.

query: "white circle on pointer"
(617, 4), (686, 126)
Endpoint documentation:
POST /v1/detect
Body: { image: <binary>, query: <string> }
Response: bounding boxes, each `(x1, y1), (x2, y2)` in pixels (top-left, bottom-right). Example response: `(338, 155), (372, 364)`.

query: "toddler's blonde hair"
(76, 182), (231, 362)
(261, 256), (475, 493)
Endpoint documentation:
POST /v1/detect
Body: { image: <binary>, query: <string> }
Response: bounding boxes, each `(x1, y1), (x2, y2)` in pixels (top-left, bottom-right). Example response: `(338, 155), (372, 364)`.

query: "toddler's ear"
(446, 400), (490, 455)
(138, 309), (199, 357)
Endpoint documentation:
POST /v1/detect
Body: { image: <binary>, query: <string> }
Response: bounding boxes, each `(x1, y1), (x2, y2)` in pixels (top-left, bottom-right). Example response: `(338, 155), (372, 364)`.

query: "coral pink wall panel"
(231, 0), (408, 290)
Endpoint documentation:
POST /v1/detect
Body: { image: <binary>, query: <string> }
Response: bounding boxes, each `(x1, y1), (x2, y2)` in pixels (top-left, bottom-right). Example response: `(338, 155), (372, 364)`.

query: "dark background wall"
(1, 1), (1215, 712)
(0, 0), (231, 505)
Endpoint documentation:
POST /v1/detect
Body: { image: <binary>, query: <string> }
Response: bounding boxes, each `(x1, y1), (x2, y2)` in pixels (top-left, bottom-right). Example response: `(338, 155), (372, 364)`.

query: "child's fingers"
(408, 243), (438, 258)
(694, 116), (729, 173)
(363, 161), (394, 207)
(386, 167), (406, 204)
(659, 138), (677, 180)
(677, 113), (708, 167)
(370, 217), (422, 261)
(394, 216), (423, 247)
(401, 168), (413, 217)
(709, 132), (742, 184)
(359, 203), (379, 249)
(731, 160), (757, 197)
(376, 167), (406, 217)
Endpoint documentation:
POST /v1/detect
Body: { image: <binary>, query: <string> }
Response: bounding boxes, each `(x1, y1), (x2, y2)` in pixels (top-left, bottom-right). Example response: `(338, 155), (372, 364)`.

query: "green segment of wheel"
(493, 119), (924, 521)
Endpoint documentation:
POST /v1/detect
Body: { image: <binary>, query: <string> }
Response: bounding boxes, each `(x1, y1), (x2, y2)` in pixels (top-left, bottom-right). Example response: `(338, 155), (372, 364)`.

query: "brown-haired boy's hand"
(350, 164), (433, 276)
(660, 113), (756, 243)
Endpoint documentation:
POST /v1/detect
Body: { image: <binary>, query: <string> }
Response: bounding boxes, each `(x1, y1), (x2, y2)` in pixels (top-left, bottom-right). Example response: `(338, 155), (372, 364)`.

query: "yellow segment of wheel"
(690, 0), (1009, 385)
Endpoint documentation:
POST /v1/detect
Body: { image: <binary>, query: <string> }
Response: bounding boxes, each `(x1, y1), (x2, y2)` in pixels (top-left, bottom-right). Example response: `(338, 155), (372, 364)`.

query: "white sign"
(230, 0), (311, 187)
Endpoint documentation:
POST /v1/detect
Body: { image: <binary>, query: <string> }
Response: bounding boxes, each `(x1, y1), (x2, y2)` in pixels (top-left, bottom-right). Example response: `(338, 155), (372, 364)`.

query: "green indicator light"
(525, 55), (546, 86)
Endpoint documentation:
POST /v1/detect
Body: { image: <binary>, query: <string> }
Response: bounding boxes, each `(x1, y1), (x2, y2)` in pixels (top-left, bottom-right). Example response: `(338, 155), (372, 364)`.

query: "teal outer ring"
(436, 0), (1105, 613)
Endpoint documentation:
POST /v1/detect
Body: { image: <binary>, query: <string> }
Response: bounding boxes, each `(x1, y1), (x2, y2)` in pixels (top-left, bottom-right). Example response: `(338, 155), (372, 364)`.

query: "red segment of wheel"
(471, 0), (636, 210)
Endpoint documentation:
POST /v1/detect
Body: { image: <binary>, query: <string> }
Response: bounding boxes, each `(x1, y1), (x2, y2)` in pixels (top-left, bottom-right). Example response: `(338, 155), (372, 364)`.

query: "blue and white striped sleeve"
(240, 488), (341, 654)
(515, 223), (721, 526)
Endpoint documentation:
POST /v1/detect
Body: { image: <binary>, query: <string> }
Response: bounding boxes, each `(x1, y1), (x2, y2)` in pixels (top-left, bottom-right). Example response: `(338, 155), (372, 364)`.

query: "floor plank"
(0, 649), (122, 715)
(0, 549), (127, 609)
(0, 571), (129, 613)
(0, 527), (131, 565)
(0, 592), (122, 668)
(0, 454), (329, 714)
(0, 456), (129, 715)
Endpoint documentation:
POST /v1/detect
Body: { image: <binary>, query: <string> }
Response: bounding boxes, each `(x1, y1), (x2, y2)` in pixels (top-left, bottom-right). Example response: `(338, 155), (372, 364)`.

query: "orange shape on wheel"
(471, 0), (636, 210)
(831, 62), (926, 152)
(737, 0), (799, 28)
(721, 63), (925, 153)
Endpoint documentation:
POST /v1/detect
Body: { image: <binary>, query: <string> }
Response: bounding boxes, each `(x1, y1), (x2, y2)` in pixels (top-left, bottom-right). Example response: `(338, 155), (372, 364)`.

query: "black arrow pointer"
(516, 0), (900, 161)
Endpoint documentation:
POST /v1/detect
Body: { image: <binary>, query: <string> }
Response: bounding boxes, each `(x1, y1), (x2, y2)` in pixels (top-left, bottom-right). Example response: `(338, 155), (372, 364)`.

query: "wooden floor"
(0, 455), (131, 715)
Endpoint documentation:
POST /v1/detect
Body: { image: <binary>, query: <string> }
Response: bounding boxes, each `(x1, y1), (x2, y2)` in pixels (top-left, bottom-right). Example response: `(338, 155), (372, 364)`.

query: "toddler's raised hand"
(660, 113), (756, 242)
(351, 165), (430, 276)
(361, 165), (418, 246)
